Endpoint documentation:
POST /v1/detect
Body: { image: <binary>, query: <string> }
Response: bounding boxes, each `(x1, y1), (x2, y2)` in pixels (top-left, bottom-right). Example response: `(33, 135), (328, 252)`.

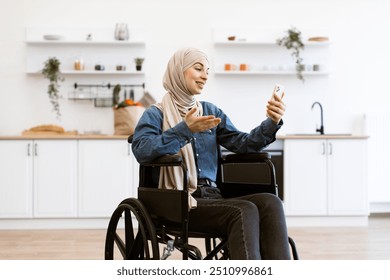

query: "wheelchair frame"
(105, 136), (298, 260)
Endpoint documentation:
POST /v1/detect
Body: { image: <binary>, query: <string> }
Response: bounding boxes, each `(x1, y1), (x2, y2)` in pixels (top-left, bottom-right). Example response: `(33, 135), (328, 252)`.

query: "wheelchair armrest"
(221, 152), (271, 164)
(128, 134), (182, 166)
(219, 152), (278, 198)
(143, 154), (183, 167)
(139, 154), (188, 192)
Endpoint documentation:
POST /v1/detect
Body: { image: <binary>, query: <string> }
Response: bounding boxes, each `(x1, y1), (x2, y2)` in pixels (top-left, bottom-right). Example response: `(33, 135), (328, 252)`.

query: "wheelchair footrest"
(161, 239), (175, 260)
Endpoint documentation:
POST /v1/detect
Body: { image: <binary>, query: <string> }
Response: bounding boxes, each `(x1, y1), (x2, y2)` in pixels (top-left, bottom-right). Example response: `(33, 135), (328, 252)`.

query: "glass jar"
(74, 57), (85, 71)
(114, 23), (129, 40)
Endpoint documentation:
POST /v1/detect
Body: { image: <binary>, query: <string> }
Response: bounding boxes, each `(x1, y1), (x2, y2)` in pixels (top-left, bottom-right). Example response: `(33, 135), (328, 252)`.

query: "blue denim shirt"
(132, 101), (283, 182)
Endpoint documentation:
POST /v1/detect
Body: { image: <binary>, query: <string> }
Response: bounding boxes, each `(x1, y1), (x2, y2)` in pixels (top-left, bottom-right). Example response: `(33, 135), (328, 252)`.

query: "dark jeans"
(188, 193), (291, 260)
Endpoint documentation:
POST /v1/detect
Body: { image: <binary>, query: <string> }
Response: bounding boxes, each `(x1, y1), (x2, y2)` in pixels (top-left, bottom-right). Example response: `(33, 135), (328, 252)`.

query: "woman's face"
(184, 60), (209, 95)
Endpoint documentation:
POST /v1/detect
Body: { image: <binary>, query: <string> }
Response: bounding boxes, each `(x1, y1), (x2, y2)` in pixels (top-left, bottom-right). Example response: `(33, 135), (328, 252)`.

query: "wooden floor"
(0, 215), (389, 260)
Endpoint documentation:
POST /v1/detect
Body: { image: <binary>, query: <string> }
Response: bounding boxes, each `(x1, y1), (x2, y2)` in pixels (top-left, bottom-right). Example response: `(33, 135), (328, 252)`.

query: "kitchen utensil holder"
(69, 83), (145, 107)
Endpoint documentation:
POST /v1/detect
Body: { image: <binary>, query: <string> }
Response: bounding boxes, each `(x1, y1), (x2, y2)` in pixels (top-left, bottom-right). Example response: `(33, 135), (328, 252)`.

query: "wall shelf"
(214, 40), (331, 47)
(212, 28), (331, 78)
(214, 70), (330, 76)
(25, 26), (146, 109)
(26, 70), (145, 75)
(25, 27), (146, 75)
(25, 40), (145, 46)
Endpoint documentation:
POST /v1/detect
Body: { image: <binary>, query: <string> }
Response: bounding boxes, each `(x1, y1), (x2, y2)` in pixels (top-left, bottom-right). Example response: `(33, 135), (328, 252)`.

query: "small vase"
(136, 65), (142, 71)
(114, 23), (129, 41)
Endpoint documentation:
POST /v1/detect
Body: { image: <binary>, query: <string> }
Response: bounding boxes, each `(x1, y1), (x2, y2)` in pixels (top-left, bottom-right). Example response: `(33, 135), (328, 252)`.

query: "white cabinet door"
(0, 140), (33, 218)
(78, 140), (133, 217)
(33, 140), (77, 217)
(284, 139), (328, 215)
(284, 138), (368, 216)
(328, 140), (368, 215)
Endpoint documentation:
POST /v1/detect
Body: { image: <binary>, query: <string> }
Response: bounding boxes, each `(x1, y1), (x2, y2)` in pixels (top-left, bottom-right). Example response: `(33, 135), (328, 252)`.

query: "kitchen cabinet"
(0, 140), (77, 218)
(284, 139), (368, 216)
(212, 28), (330, 76)
(33, 140), (78, 217)
(0, 137), (138, 228)
(0, 140), (32, 218)
(78, 140), (135, 217)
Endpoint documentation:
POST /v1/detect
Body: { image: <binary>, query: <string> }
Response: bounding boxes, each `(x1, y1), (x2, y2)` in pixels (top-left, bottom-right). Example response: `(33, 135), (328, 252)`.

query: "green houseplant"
(42, 57), (64, 119)
(277, 27), (305, 82)
(134, 57), (145, 71)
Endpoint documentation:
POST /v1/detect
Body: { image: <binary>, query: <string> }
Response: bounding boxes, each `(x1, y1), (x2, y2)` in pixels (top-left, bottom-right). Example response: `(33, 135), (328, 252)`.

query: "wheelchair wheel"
(105, 198), (160, 259)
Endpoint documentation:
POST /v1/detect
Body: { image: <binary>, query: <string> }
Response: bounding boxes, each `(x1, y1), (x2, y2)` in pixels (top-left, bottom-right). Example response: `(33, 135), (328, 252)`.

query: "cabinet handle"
(128, 144), (131, 156)
(322, 142), (326, 155)
(27, 143), (31, 156)
(34, 143), (38, 156)
(328, 142), (333, 155)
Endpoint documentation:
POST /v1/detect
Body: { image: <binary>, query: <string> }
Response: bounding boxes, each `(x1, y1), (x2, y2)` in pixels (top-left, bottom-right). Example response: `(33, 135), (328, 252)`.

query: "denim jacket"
(132, 101), (282, 182)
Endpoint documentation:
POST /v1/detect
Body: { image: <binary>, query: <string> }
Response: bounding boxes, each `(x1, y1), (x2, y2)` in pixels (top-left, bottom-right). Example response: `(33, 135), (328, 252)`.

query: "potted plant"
(134, 57), (145, 71)
(277, 27), (305, 82)
(42, 57), (64, 119)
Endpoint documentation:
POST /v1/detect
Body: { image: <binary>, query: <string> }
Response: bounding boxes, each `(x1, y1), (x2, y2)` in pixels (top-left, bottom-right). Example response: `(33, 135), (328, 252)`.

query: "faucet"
(311, 101), (324, 135)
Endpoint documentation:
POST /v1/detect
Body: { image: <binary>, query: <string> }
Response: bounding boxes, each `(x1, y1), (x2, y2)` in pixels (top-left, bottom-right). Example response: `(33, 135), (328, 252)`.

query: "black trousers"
(188, 193), (291, 260)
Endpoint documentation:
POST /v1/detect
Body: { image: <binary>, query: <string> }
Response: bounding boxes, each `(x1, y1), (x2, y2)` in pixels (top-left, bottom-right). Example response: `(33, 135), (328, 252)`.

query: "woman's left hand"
(185, 107), (221, 133)
(266, 92), (285, 124)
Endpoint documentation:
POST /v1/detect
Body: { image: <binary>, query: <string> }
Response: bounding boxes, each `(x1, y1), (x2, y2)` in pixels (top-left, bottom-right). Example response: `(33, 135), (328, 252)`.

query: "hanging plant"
(277, 27), (305, 82)
(42, 57), (64, 119)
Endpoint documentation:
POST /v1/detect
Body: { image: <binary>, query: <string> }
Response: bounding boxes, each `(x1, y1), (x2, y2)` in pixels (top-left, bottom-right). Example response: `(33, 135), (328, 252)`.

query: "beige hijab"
(155, 48), (209, 209)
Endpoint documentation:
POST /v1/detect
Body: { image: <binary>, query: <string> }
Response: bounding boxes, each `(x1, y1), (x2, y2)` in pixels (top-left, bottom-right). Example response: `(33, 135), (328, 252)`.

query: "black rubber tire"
(105, 198), (159, 259)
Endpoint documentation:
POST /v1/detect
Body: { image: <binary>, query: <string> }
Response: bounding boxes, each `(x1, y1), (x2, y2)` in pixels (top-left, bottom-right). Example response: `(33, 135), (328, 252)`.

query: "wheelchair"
(105, 136), (299, 260)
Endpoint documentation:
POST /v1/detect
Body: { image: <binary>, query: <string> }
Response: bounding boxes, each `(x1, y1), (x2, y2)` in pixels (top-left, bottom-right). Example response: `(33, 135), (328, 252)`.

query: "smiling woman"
(184, 62), (209, 95)
(131, 48), (289, 260)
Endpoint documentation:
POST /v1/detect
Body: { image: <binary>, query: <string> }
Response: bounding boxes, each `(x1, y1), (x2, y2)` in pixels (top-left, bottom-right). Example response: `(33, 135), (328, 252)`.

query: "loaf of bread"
(29, 124), (65, 133)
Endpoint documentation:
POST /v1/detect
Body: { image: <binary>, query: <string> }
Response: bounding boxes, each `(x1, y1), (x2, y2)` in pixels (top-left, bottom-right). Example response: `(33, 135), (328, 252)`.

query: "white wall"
(0, 0), (388, 135)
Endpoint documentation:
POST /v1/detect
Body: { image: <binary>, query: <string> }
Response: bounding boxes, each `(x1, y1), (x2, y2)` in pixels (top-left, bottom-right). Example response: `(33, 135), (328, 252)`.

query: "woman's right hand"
(185, 107), (221, 133)
(266, 91), (286, 124)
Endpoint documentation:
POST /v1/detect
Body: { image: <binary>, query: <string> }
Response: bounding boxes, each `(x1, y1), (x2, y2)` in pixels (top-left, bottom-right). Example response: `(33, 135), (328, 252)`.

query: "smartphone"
(272, 84), (285, 100)
(266, 84), (284, 118)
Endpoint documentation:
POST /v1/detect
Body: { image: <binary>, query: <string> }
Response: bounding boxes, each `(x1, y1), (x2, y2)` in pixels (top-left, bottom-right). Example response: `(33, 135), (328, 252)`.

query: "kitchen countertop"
(0, 134), (129, 140)
(0, 134), (369, 140)
(277, 134), (369, 140)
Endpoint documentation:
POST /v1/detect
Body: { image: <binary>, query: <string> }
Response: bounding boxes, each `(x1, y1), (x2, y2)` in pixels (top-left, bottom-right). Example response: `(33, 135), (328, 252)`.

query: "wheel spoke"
(124, 209), (135, 257)
(113, 232), (126, 258)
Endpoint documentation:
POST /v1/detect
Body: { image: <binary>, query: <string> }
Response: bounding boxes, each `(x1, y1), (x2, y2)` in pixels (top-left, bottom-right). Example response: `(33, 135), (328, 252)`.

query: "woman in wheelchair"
(131, 48), (290, 260)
